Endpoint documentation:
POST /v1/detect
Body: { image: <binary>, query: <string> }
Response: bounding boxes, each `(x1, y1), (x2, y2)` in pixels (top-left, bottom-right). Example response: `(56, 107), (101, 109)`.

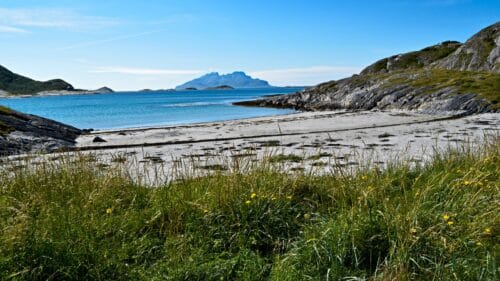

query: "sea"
(0, 88), (302, 130)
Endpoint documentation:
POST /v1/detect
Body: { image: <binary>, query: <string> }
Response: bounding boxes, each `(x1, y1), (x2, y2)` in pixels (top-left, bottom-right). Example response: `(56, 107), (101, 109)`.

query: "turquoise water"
(0, 88), (301, 130)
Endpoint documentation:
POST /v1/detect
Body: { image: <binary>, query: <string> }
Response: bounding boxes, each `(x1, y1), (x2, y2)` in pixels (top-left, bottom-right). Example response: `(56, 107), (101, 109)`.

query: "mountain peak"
(176, 71), (271, 90)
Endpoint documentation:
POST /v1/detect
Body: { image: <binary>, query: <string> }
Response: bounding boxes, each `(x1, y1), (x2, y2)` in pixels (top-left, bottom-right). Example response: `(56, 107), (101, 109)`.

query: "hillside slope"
(236, 22), (500, 114)
(0, 65), (74, 95)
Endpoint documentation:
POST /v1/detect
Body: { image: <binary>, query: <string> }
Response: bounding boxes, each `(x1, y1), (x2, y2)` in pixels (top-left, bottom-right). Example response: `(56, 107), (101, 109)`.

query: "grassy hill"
(0, 64), (74, 95)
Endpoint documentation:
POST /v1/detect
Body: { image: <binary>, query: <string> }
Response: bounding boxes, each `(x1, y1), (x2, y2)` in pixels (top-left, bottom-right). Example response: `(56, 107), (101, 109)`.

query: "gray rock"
(92, 136), (107, 143)
(0, 107), (81, 155)
(433, 22), (500, 72)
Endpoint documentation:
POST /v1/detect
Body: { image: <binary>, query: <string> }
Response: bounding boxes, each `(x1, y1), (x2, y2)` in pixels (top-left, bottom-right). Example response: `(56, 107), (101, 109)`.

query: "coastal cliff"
(236, 22), (499, 114)
(0, 106), (81, 155)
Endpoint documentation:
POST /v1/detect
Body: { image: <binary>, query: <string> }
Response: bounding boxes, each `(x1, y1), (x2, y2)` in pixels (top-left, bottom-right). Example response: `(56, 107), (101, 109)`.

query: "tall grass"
(0, 140), (498, 280)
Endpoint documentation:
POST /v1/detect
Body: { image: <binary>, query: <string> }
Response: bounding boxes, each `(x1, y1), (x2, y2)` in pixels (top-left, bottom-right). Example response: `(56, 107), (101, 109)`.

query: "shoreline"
(5, 110), (498, 184)
(77, 110), (466, 151)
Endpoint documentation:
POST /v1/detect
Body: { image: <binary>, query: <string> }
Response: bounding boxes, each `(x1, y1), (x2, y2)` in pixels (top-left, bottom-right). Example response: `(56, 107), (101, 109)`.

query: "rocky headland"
(0, 64), (113, 97)
(236, 22), (499, 115)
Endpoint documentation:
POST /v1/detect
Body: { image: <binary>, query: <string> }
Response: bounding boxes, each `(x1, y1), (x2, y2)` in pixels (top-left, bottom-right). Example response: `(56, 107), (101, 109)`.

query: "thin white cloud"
(90, 66), (204, 76)
(0, 7), (119, 31)
(250, 66), (361, 86)
(0, 24), (28, 33)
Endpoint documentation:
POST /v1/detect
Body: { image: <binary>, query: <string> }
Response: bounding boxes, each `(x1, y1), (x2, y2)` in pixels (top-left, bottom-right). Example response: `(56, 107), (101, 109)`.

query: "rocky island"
(235, 22), (499, 115)
(176, 71), (271, 90)
(204, 85), (235, 90)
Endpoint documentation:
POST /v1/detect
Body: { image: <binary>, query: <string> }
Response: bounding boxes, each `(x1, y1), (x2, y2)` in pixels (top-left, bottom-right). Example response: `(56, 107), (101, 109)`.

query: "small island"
(204, 85), (234, 90)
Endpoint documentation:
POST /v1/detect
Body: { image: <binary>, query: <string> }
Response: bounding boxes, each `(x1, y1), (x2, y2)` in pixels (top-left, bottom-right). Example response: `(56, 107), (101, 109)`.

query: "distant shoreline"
(0, 86), (305, 99)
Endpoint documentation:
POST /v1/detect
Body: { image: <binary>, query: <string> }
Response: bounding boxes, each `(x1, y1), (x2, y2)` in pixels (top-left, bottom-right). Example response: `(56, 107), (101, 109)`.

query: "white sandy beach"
(75, 111), (499, 183)
(6, 110), (499, 185)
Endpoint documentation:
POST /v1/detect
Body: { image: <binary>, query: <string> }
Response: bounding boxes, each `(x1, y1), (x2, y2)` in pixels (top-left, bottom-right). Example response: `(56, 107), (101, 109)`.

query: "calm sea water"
(0, 88), (301, 130)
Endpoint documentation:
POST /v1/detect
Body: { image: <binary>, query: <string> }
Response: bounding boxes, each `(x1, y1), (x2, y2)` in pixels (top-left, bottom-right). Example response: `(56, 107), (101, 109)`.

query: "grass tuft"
(0, 140), (498, 280)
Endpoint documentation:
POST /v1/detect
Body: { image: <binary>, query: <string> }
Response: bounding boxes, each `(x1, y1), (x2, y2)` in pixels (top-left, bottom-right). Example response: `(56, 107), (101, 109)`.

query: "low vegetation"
(405, 69), (499, 107)
(361, 41), (461, 75)
(0, 64), (73, 95)
(0, 140), (498, 280)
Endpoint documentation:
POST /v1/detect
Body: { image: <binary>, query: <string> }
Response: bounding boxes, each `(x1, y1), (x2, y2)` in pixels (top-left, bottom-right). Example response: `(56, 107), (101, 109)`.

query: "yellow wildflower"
(443, 214), (450, 221)
(361, 175), (368, 180)
(447, 221), (454, 226)
(484, 227), (492, 235)
(245, 200), (251, 205)
(106, 208), (113, 214)
(250, 193), (257, 199)
(203, 209), (209, 214)
(286, 195), (292, 200)
(463, 180), (471, 186)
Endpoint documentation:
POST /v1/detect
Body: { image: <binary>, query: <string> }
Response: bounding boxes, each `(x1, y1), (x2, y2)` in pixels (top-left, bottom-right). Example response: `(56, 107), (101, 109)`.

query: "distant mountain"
(176, 71), (271, 90)
(0, 64), (74, 95)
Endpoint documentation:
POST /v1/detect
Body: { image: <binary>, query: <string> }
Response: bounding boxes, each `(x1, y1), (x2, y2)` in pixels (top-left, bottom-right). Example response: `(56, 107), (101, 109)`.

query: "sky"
(0, 0), (499, 90)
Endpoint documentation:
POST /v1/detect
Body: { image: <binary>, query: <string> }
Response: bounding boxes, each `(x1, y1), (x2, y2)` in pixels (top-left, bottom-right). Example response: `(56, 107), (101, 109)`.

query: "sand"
(6, 110), (499, 185)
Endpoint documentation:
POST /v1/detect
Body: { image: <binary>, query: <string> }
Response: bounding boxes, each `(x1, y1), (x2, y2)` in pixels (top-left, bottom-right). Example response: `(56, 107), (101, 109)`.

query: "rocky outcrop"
(237, 70), (495, 114)
(0, 106), (81, 155)
(33, 86), (114, 96)
(237, 22), (499, 115)
(433, 22), (499, 72)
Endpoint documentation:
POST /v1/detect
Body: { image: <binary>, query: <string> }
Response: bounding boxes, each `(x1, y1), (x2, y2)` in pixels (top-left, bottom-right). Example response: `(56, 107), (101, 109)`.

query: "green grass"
(361, 41), (461, 75)
(0, 141), (499, 280)
(387, 69), (500, 109)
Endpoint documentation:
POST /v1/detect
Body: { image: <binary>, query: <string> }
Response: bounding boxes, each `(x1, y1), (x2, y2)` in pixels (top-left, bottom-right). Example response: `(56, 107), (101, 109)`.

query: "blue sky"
(0, 0), (498, 90)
